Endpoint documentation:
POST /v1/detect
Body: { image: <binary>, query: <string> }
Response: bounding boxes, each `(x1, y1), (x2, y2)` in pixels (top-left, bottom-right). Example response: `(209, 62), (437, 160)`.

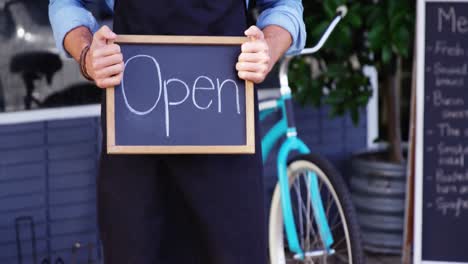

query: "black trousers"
(97, 97), (267, 264)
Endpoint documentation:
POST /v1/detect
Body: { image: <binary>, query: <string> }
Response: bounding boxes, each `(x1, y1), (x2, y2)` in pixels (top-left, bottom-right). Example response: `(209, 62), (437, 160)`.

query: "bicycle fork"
(277, 136), (334, 260)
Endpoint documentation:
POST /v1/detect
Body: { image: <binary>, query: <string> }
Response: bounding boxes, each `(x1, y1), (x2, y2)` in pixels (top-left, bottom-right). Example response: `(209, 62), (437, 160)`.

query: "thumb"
(93, 25), (117, 47)
(244, 26), (264, 40)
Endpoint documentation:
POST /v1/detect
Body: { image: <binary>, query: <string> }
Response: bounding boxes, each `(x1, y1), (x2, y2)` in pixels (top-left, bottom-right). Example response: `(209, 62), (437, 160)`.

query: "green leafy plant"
(290, 0), (415, 163)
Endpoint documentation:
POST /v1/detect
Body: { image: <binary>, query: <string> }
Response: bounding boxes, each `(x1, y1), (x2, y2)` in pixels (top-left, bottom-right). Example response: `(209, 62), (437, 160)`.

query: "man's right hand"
(85, 26), (124, 88)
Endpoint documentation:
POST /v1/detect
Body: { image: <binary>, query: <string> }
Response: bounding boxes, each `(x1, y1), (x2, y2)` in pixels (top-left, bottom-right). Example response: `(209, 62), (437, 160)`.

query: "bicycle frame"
(260, 93), (334, 258)
(260, 7), (347, 259)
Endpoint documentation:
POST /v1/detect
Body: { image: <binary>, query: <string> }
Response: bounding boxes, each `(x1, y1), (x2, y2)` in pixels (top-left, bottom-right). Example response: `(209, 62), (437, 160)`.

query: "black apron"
(97, 1), (267, 263)
(113, 0), (247, 36)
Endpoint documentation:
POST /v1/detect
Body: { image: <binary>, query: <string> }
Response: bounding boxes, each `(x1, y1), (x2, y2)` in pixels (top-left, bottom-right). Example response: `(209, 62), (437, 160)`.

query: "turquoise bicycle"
(260, 6), (364, 264)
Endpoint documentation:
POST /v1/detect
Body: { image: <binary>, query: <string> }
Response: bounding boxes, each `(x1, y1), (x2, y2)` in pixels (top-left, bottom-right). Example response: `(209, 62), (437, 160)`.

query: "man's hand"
(237, 26), (271, 84)
(85, 26), (124, 88)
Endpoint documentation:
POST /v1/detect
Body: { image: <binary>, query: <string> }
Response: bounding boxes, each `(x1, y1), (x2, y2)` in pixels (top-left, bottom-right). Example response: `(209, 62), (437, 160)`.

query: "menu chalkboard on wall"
(415, 1), (468, 263)
(106, 35), (255, 154)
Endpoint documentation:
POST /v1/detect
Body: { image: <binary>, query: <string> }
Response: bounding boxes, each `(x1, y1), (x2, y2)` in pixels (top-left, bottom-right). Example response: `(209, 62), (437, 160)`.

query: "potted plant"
(289, 0), (415, 254)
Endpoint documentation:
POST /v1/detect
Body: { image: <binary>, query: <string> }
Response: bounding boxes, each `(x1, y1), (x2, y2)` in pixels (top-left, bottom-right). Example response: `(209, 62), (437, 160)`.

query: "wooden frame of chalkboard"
(414, 1), (425, 261)
(414, 1), (468, 263)
(106, 35), (255, 154)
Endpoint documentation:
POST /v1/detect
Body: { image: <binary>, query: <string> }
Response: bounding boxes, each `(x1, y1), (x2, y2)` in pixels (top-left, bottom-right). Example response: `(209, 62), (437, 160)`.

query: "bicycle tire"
(269, 153), (364, 264)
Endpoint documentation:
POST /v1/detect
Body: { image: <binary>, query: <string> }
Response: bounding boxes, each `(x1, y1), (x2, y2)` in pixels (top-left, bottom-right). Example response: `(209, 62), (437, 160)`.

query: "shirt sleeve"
(256, 0), (306, 55)
(48, 0), (101, 56)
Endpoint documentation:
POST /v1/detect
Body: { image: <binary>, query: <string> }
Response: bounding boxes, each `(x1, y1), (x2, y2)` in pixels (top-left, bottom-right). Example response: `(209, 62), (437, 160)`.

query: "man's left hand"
(237, 26), (271, 84)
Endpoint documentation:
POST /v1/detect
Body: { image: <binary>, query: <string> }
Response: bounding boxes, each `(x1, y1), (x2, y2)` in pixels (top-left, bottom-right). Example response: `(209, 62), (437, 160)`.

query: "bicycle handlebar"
(279, 5), (348, 91)
(298, 5), (347, 56)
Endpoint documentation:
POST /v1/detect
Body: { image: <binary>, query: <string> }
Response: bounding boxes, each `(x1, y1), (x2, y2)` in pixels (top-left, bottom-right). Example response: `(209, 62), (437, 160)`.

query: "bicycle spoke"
(330, 220), (344, 232)
(305, 171), (324, 251)
(301, 193), (317, 247)
(333, 237), (346, 249)
(334, 251), (351, 263)
(291, 170), (327, 253)
(335, 248), (350, 255)
(326, 191), (334, 217)
(293, 178), (304, 244)
(329, 209), (341, 230)
(276, 159), (359, 264)
(306, 172), (312, 250)
(297, 180), (312, 249)
(294, 172), (315, 250)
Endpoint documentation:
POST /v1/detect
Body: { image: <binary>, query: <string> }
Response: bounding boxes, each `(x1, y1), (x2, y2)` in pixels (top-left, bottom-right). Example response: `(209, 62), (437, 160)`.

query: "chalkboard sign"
(415, 1), (468, 263)
(106, 35), (255, 154)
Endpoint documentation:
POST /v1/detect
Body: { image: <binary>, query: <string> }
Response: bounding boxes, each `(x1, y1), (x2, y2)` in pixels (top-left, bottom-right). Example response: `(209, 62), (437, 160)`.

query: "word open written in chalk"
(121, 54), (241, 137)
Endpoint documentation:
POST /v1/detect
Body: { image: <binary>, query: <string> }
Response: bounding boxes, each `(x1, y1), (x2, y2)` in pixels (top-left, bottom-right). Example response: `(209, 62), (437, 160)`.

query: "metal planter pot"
(350, 148), (407, 254)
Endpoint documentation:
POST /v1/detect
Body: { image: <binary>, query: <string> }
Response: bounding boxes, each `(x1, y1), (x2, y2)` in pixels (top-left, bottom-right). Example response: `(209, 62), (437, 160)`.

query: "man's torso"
(112, 0), (248, 36)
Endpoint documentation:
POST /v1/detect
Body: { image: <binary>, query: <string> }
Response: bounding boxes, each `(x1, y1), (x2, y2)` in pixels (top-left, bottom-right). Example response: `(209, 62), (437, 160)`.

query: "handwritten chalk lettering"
(433, 90), (465, 107)
(442, 109), (468, 120)
(460, 185), (468, 194)
(436, 168), (468, 183)
(192, 76), (214, 110)
(438, 7), (468, 34)
(438, 142), (468, 156)
(433, 62), (467, 76)
(122, 55), (163, 115)
(436, 77), (464, 87)
(438, 123), (461, 137)
(163, 78), (190, 137)
(217, 79), (240, 114)
(436, 183), (458, 194)
(436, 196), (468, 217)
(122, 54), (241, 137)
(439, 155), (465, 167)
(434, 41), (465, 56)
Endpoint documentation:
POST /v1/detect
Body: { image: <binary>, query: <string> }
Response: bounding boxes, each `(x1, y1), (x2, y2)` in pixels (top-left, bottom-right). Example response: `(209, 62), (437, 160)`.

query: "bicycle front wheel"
(269, 154), (364, 264)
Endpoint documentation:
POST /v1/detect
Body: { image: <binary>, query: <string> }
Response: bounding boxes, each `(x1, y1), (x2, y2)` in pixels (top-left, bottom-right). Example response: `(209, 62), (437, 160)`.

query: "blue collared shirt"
(48, 0), (306, 56)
